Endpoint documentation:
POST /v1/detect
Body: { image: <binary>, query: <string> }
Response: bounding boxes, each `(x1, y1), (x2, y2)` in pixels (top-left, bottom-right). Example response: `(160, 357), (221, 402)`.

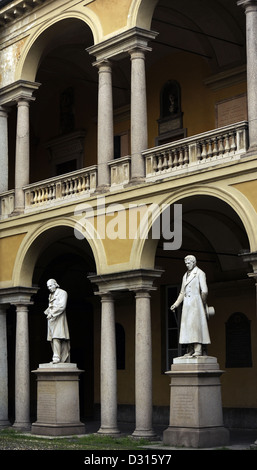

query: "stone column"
(14, 99), (31, 212)
(0, 306), (10, 427)
(0, 106), (8, 193)
(12, 303), (31, 430)
(130, 49), (148, 181)
(95, 60), (114, 190)
(98, 293), (120, 435)
(133, 290), (155, 438)
(238, 0), (257, 149)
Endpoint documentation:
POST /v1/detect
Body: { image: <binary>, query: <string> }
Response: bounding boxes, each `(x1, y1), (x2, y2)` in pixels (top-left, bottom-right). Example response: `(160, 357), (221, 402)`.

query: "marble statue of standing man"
(170, 255), (211, 357)
(44, 279), (70, 364)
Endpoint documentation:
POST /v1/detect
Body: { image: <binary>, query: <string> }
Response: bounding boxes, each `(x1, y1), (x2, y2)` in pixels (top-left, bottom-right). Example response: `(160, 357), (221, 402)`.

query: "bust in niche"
(161, 80), (181, 119)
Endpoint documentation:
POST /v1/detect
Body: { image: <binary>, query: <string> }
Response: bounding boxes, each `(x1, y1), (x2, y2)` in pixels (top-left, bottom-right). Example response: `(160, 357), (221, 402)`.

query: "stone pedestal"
(163, 356), (229, 448)
(31, 363), (85, 436)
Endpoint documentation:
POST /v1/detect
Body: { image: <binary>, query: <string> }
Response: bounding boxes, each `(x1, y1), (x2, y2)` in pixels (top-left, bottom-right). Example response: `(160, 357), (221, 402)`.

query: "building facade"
(0, 0), (257, 435)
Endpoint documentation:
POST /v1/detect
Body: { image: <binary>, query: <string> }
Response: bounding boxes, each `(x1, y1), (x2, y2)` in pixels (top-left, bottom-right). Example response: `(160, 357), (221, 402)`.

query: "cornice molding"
(87, 27), (158, 62)
(0, 79), (41, 105)
(0, 0), (47, 28)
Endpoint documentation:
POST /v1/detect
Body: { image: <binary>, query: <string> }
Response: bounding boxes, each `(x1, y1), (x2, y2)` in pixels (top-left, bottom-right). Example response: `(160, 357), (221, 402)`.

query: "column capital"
(0, 286), (38, 306)
(129, 48), (147, 60)
(88, 268), (164, 294)
(238, 0), (257, 10)
(99, 292), (114, 302)
(0, 304), (8, 313)
(0, 105), (9, 117)
(0, 80), (41, 107)
(239, 250), (257, 280)
(134, 289), (151, 298)
(87, 27), (158, 62)
(93, 59), (113, 70)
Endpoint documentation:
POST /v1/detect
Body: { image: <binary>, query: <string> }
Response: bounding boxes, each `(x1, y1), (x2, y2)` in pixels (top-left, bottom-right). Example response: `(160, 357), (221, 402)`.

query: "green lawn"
(0, 427), (157, 450)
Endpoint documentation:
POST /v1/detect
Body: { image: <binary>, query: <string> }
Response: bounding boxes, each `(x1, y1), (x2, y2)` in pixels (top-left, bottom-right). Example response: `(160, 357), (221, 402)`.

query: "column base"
(95, 184), (110, 194)
(11, 208), (24, 216)
(132, 429), (156, 439)
(0, 420), (11, 428)
(13, 421), (31, 431)
(125, 176), (145, 187)
(97, 426), (120, 436)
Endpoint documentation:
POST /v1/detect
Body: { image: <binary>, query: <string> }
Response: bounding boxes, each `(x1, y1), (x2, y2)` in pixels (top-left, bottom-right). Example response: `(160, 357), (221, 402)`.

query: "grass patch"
(0, 427), (156, 450)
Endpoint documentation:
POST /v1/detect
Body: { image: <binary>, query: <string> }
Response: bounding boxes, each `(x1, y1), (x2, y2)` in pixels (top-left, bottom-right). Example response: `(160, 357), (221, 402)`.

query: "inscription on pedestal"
(32, 364), (85, 436)
(37, 382), (56, 423)
(164, 358), (230, 448)
(171, 390), (195, 425)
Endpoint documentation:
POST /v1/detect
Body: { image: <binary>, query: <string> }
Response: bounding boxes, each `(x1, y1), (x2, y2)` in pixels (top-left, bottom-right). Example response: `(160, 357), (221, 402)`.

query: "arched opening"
(139, 195), (253, 376)
(153, 195), (251, 366)
(8, 18), (98, 190)
(30, 19), (97, 184)
(8, 225), (98, 424)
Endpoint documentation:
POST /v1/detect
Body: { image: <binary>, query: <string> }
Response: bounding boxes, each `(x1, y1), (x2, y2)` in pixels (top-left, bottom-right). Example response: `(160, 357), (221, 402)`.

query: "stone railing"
(24, 166), (97, 211)
(143, 121), (248, 180)
(0, 189), (15, 219)
(109, 156), (131, 189)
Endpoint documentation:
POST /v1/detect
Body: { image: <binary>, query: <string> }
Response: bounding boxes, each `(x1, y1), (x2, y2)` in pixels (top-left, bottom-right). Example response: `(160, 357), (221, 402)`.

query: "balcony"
(143, 121), (248, 181)
(0, 121), (249, 219)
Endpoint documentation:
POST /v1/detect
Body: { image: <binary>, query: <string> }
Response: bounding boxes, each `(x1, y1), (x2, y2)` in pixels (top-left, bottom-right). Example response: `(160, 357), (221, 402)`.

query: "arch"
(12, 217), (106, 286)
(16, 9), (103, 82)
(128, 0), (159, 29)
(131, 184), (257, 270)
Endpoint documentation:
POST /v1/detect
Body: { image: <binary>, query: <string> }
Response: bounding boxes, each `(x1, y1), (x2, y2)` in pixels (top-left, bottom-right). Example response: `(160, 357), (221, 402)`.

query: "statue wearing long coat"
(46, 287), (70, 341)
(44, 287), (70, 362)
(175, 266), (210, 345)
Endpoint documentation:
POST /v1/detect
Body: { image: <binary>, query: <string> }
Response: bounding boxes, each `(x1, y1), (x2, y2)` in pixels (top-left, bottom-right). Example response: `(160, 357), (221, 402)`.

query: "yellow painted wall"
(0, 233), (26, 282)
(233, 180), (257, 212)
(147, 51), (247, 148)
(88, 0), (131, 35)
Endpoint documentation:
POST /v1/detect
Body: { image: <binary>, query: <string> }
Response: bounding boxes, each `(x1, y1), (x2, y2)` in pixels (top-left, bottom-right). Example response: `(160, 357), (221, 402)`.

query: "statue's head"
(47, 279), (59, 292)
(184, 255), (197, 270)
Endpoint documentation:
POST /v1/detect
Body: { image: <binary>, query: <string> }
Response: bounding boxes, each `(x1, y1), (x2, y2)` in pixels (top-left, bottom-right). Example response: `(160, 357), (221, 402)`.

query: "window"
(114, 132), (129, 159)
(226, 312), (252, 368)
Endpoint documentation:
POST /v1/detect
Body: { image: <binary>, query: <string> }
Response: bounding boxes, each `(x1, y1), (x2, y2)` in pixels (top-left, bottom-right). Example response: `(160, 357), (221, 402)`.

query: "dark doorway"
(30, 236), (97, 422)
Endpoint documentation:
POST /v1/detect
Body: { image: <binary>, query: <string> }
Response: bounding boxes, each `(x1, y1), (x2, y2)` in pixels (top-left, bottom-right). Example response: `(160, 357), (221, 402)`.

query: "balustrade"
(0, 122), (249, 218)
(24, 166), (97, 211)
(143, 121), (248, 178)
